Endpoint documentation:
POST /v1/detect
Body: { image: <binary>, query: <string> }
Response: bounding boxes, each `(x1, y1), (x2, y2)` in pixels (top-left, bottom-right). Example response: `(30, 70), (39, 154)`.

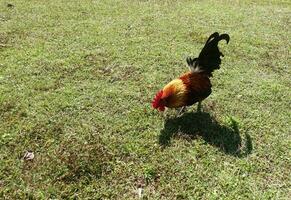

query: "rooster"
(152, 32), (230, 113)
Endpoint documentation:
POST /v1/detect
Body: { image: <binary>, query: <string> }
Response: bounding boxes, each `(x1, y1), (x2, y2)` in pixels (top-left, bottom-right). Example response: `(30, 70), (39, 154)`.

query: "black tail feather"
(186, 57), (197, 67)
(219, 34), (230, 44)
(205, 32), (219, 45)
(187, 32), (230, 75)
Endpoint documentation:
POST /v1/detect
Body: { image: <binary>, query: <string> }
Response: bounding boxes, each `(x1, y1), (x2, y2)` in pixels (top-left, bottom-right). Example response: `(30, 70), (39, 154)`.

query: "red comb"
(152, 90), (163, 109)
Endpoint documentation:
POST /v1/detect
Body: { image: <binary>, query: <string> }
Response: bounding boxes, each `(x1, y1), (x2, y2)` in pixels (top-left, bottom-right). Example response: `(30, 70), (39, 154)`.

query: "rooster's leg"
(178, 106), (186, 116)
(163, 107), (168, 118)
(197, 101), (202, 113)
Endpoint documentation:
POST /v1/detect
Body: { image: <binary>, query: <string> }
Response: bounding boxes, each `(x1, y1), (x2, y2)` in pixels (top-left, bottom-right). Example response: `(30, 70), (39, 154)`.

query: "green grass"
(0, 0), (290, 199)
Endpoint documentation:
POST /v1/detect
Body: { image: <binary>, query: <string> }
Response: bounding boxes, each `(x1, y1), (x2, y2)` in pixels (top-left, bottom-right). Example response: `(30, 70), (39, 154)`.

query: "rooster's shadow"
(159, 111), (252, 157)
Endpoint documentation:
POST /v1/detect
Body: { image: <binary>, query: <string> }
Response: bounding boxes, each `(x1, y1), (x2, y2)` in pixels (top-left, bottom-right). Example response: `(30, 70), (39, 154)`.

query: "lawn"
(0, 0), (290, 199)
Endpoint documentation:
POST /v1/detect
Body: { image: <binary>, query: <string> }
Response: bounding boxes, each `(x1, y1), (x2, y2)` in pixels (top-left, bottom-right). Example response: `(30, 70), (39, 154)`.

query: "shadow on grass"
(159, 112), (252, 157)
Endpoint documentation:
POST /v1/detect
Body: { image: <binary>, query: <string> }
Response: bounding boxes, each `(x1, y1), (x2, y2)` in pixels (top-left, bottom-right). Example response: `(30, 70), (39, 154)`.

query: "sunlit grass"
(0, 0), (290, 199)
